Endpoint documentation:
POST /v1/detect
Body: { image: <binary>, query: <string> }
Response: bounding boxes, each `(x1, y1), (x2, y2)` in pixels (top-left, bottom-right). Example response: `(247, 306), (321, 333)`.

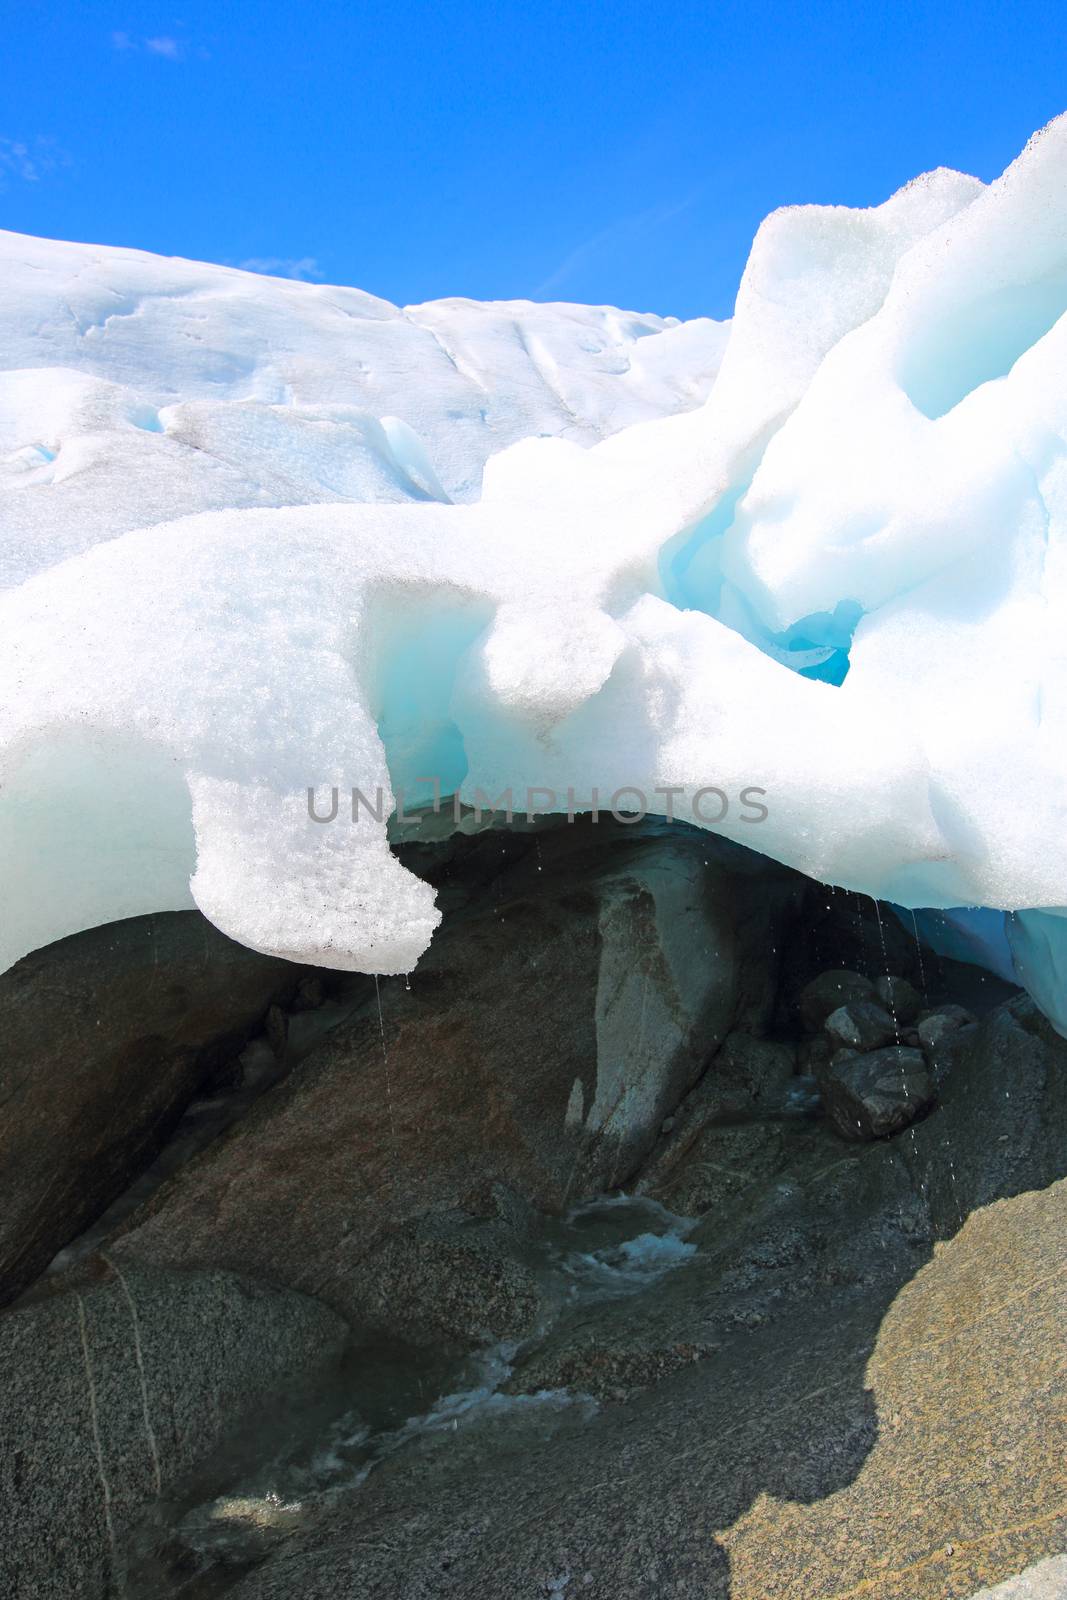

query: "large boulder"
(798, 968), (877, 1033)
(0, 1261), (346, 1600)
(820, 1046), (935, 1141)
(0, 912), (306, 1308)
(109, 819), (803, 1344)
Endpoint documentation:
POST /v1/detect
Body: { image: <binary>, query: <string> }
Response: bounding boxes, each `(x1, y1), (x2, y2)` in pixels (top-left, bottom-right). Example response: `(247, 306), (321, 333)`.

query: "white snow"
(0, 239), (727, 586)
(2, 115), (1067, 1025)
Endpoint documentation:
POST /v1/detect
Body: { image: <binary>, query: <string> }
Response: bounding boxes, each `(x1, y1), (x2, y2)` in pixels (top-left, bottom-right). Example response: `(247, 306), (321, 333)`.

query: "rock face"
(0, 1262), (346, 1600)
(0, 912), (305, 1308)
(109, 819), (802, 1344)
(903, 995), (1067, 1233)
(225, 1173), (1067, 1600)
(3, 825), (1062, 1600)
(820, 1046), (935, 1140)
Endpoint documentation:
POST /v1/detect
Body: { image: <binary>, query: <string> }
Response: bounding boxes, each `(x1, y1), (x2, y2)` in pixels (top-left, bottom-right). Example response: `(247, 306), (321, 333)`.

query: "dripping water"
(374, 974), (396, 1142)
(909, 908), (928, 995)
(870, 897), (901, 1041)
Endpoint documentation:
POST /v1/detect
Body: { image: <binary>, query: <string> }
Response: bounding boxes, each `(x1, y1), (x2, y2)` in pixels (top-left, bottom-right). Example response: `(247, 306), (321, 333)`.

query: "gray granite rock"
(824, 999), (898, 1053)
(967, 1555), (1067, 1597)
(0, 1261), (346, 1600)
(820, 1046), (935, 1140)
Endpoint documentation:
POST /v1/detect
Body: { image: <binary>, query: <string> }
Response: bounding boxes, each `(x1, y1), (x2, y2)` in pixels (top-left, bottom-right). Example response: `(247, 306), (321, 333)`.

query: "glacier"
(2, 115), (1067, 1030)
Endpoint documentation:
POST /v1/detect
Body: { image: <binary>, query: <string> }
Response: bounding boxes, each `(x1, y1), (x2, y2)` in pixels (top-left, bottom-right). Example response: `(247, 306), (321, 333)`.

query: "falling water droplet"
(909, 908), (927, 994)
(871, 897), (901, 1041)
(375, 973), (396, 1142)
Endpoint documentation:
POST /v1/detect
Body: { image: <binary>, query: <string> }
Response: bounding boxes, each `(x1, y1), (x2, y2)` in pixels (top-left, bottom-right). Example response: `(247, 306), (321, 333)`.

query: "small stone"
(824, 1000), (898, 1053)
(660, 1116), (676, 1135)
(799, 970), (877, 1034)
(875, 975), (923, 1025)
(820, 1047), (935, 1141)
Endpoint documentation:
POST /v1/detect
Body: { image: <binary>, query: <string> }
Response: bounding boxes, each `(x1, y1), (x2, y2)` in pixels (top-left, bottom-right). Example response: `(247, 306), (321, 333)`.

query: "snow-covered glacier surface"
(2, 115), (1067, 1027)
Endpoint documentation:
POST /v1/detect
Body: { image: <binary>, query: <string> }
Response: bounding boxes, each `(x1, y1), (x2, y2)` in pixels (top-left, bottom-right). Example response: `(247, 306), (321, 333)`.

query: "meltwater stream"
(120, 1196), (698, 1598)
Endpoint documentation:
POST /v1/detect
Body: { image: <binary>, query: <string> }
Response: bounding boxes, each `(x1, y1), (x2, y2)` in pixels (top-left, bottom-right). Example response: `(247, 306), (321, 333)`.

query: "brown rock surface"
(110, 821), (801, 1343)
(0, 912), (303, 1307)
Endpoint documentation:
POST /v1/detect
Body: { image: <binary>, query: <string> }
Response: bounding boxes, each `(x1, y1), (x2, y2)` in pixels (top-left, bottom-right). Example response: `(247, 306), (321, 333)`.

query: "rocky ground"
(1, 816), (1063, 1599)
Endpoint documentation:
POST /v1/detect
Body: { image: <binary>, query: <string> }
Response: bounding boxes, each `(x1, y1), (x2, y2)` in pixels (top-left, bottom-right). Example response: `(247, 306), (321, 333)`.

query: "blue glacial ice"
(1, 116), (1067, 1029)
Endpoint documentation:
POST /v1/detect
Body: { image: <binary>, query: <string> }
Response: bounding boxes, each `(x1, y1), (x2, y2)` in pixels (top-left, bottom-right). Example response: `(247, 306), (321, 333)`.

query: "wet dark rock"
(351, 1209), (544, 1347)
(157, 1493), (306, 1586)
(798, 969), (877, 1033)
(7, 822), (1059, 1600)
(639, 1117), (788, 1217)
(820, 1047), (935, 1141)
(824, 999), (898, 1053)
(227, 1172), (1067, 1600)
(0, 1262), (346, 1600)
(714, 1032), (797, 1102)
(509, 1332), (717, 1403)
(875, 974), (923, 1026)
(0, 912), (303, 1309)
(797, 1033), (831, 1076)
(917, 1004), (976, 1062)
(900, 994), (1067, 1231)
(291, 975), (327, 1011)
(108, 820), (803, 1346)
(264, 1003), (289, 1061)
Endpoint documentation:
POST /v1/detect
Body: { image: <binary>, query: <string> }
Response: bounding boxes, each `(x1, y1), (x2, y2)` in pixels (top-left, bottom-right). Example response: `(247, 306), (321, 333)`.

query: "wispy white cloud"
(0, 136), (69, 191)
(145, 35), (183, 59)
(534, 197), (696, 300)
(111, 30), (207, 61)
(237, 256), (325, 283)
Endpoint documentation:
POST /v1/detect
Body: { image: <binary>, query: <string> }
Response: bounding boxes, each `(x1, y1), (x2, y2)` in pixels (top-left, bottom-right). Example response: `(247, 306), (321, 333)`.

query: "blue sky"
(1, 1), (1064, 321)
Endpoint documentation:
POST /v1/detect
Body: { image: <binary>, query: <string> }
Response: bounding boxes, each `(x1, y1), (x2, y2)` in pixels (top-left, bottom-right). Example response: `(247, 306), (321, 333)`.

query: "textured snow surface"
(0, 237), (726, 586)
(2, 116), (1067, 1007)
